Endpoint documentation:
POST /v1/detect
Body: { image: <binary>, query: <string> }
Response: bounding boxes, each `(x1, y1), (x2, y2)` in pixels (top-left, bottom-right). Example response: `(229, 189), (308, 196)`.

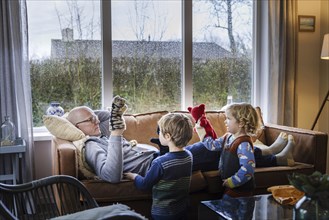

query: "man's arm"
(85, 133), (124, 183)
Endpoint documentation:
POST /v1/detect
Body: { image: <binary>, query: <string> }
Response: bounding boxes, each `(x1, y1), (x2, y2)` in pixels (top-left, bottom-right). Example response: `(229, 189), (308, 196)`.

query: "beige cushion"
(72, 137), (98, 180)
(43, 115), (85, 141)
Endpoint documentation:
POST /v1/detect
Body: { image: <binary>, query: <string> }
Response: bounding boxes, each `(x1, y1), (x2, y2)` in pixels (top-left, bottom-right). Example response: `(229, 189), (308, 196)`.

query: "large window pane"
(27, 0), (101, 126)
(193, 0), (253, 110)
(112, 0), (182, 113)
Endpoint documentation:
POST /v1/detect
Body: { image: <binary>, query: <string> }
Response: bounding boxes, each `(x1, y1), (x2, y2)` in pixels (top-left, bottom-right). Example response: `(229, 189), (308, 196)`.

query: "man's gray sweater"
(85, 135), (157, 183)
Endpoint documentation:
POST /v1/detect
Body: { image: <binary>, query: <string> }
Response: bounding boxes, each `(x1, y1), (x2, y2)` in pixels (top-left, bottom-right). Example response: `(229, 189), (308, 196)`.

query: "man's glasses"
(75, 114), (99, 126)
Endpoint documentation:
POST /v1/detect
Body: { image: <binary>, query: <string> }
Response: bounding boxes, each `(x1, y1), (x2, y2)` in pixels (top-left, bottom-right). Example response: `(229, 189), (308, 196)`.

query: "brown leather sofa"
(52, 109), (328, 219)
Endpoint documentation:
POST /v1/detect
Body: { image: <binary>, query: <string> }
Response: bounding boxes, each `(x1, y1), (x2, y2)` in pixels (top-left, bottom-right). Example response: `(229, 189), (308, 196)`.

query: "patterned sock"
(261, 132), (288, 155)
(109, 95), (127, 131)
(275, 135), (295, 166)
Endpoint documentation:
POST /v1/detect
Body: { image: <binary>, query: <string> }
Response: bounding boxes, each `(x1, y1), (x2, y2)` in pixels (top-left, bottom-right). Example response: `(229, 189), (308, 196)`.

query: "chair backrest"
(0, 200), (18, 220)
(0, 175), (98, 220)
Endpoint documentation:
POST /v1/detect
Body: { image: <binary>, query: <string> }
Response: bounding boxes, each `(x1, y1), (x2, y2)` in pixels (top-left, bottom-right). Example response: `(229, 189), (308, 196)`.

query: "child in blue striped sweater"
(124, 113), (193, 220)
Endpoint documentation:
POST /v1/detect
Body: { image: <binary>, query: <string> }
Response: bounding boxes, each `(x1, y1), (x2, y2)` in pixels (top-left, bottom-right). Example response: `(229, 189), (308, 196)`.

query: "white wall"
(33, 139), (54, 179)
(297, 1), (321, 129)
(319, 0), (329, 174)
(297, 0), (329, 173)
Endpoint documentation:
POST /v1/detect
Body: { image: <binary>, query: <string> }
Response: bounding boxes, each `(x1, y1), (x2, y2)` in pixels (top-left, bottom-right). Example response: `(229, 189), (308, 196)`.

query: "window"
(27, 0), (101, 127)
(27, 0), (253, 127)
(192, 0), (253, 109)
(111, 1), (182, 112)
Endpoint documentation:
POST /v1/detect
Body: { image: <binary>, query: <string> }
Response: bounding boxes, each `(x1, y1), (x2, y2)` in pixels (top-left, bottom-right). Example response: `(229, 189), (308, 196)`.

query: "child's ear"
(239, 121), (245, 128)
(164, 133), (171, 140)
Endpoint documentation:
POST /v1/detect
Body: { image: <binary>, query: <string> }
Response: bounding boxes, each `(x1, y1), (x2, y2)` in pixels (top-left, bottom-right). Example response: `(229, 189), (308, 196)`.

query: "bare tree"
(128, 0), (168, 41)
(129, 0), (148, 41)
(207, 0), (252, 54)
(55, 1), (98, 40)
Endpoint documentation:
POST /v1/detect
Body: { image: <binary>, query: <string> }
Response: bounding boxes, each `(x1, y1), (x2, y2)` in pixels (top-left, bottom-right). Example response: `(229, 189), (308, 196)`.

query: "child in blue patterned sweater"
(124, 113), (193, 220)
(196, 102), (259, 198)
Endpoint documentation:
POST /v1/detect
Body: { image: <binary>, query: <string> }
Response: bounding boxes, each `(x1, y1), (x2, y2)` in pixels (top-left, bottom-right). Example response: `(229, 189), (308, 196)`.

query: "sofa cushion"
(83, 162), (315, 202)
(123, 111), (169, 148)
(82, 170), (207, 202)
(200, 162), (314, 194)
(202, 170), (223, 193)
(255, 162), (314, 193)
(190, 170), (208, 193)
(83, 179), (152, 202)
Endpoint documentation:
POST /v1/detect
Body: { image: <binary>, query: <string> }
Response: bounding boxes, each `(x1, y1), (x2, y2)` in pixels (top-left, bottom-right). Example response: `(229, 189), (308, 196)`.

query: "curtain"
(253, 0), (297, 126)
(0, 0), (34, 183)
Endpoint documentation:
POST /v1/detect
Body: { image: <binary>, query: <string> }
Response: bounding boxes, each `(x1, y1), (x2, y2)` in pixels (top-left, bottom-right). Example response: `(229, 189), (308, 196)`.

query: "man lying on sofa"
(66, 106), (295, 183)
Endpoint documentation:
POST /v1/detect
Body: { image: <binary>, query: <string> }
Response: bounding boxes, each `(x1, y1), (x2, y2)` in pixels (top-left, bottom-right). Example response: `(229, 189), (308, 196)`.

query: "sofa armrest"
(52, 137), (78, 178)
(264, 123), (328, 173)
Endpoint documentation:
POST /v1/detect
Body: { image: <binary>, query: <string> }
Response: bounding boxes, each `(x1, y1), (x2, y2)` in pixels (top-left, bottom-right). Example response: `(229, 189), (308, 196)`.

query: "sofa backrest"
(173, 111), (228, 145)
(123, 108), (265, 148)
(123, 111), (169, 147)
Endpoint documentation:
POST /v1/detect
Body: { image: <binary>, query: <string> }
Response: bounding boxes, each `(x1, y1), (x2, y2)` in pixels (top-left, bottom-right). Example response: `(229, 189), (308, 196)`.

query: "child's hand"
(124, 172), (137, 180)
(222, 179), (229, 187)
(195, 123), (206, 140)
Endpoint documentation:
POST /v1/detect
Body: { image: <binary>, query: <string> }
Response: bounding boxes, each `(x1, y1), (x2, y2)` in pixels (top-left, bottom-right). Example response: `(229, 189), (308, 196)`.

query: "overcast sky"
(27, 1), (100, 58)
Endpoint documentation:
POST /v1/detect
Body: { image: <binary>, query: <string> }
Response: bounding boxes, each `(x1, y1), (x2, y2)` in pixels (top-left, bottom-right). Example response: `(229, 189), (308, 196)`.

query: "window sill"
(33, 126), (52, 141)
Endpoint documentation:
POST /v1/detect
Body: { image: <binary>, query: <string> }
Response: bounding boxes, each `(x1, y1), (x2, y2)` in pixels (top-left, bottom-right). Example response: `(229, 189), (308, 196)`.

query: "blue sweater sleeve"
(134, 160), (163, 190)
(229, 142), (255, 187)
(202, 136), (225, 152)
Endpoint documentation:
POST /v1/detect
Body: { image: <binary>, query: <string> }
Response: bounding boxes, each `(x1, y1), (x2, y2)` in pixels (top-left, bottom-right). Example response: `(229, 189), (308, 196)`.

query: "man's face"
(75, 109), (101, 136)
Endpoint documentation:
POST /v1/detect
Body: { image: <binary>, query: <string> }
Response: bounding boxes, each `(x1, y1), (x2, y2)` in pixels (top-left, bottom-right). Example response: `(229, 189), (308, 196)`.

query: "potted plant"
(288, 171), (329, 220)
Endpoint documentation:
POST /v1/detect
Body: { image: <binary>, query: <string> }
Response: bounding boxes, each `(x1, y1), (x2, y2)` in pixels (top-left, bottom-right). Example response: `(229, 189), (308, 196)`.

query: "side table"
(0, 138), (26, 184)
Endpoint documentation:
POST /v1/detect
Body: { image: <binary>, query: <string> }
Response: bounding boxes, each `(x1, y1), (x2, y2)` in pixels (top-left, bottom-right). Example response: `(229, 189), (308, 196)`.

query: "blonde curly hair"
(225, 103), (260, 135)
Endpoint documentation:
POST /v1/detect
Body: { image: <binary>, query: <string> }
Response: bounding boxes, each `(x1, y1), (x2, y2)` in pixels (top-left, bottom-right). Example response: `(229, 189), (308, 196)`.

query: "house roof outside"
(50, 28), (231, 60)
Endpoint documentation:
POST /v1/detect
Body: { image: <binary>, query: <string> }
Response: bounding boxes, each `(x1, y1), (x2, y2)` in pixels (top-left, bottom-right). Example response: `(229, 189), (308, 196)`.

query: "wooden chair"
(0, 175), (98, 220)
